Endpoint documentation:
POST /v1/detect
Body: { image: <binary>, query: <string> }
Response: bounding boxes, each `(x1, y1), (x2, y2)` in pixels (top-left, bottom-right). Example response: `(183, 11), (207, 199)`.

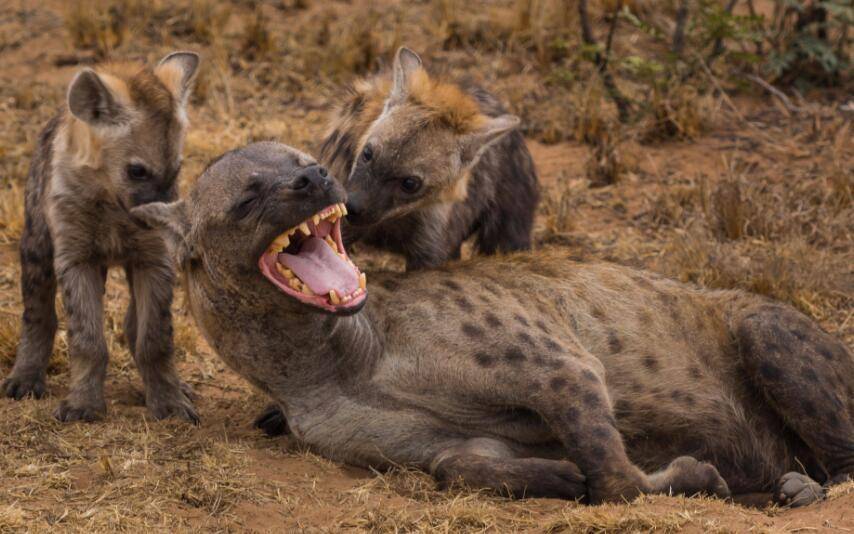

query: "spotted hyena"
(319, 47), (539, 270)
(134, 142), (853, 505)
(2, 52), (200, 423)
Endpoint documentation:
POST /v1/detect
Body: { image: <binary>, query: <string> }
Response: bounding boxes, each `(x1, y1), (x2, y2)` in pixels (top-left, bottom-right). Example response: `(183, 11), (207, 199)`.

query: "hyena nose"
(292, 165), (333, 191)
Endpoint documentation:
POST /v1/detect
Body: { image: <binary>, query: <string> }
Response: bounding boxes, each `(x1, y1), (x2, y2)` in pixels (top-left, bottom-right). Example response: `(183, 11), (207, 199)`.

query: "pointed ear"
(130, 200), (194, 263)
(387, 47), (422, 107)
(459, 114), (520, 168)
(67, 69), (130, 127)
(155, 51), (200, 107)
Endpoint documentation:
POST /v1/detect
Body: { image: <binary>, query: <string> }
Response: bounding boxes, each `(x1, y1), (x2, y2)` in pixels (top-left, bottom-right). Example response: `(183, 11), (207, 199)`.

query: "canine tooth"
(329, 290), (340, 304)
(359, 273), (366, 290)
(299, 222), (310, 235)
(287, 228), (296, 236)
(325, 236), (337, 250)
(339, 203), (348, 216)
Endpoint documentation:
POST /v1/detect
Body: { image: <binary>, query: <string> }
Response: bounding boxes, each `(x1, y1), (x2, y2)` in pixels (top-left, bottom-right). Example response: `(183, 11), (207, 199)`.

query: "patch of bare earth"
(0, 0), (851, 531)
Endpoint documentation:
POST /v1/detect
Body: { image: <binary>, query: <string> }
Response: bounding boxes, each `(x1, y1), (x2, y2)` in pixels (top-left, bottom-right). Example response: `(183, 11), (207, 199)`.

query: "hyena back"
(319, 47), (539, 270)
(2, 52), (200, 423)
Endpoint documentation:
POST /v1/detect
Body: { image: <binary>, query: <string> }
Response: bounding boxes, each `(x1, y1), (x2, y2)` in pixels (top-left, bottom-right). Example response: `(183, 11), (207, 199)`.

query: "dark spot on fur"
(817, 345), (835, 361)
(592, 426), (611, 440)
(442, 280), (462, 291)
(607, 330), (622, 354)
(642, 356), (659, 372)
(514, 314), (530, 327)
(689, 366), (702, 379)
(380, 279), (399, 291)
(483, 282), (500, 295)
(638, 311), (653, 326)
(685, 394), (696, 406)
(670, 391), (682, 401)
(802, 367), (819, 382)
(550, 377), (567, 391)
(826, 410), (840, 428)
(582, 370), (598, 382)
(504, 347), (526, 364)
(759, 362), (782, 381)
(484, 313), (502, 328)
(462, 323), (485, 339)
(455, 296), (473, 312)
(564, 407), (579, 422)
(542, 337), (563, 353)
(630, 381), (643, 393)
(582, 392), (600, 408)
(800, 399), (816, 416)
(535, 320), (550, 333)
(591, 307), (605, 320)
(614, 399), (630, 415)
(517, 331), (535, 345)
(474, 352), (495, 367)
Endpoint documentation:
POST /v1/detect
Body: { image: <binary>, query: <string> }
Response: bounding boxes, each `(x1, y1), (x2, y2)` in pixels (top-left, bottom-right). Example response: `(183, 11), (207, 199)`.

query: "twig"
(577, 0), (632, 123)
(746, 74), (801, 114)
(671, 0), (690, 56)
(706, 0), (738, 67)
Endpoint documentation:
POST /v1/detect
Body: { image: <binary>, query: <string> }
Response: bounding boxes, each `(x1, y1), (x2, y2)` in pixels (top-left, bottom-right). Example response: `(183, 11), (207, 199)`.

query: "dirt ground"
(0, 0), (852, 531)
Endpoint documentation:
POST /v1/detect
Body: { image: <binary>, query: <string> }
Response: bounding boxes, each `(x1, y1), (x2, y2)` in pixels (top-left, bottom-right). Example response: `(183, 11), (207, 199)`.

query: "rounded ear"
(155, 51), (200, 107)
(459, 114), (520, 168)
(388, 47), (422, 107)
(131, 200), (194, 263)
(67, 69), (129, 126)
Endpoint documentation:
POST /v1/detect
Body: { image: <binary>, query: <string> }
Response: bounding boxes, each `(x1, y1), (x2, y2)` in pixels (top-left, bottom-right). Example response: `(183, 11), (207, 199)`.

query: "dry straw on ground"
(0, 0), (851, 531)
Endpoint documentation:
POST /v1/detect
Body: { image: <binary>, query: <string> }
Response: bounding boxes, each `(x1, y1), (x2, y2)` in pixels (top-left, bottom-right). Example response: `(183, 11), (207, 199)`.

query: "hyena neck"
(189, 271), (385, 400)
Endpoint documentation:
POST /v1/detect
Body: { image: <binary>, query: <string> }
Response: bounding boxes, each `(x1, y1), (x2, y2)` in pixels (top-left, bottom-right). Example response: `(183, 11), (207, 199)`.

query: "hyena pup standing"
(320, 47), (539, 270)
(2, 52), (200, 423)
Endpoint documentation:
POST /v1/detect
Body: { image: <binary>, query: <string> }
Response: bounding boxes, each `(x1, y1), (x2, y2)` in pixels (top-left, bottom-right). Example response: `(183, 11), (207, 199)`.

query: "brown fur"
(136, 142), (854, 505)
(319, 48), (539, 270)
(2, 52), (200, 423)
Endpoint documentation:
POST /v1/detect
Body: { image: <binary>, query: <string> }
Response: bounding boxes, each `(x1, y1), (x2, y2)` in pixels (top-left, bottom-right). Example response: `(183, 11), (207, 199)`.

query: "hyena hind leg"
(736, 303), (854, 507)
(3, 217), (57, 400)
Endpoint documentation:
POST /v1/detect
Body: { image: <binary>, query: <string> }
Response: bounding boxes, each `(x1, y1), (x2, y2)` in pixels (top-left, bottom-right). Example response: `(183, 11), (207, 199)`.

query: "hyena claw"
(2, 374), (46, 400)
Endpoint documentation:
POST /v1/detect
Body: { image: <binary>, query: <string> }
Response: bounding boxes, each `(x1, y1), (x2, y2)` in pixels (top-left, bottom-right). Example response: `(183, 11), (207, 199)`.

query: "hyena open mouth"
(258, 203), (366, 312)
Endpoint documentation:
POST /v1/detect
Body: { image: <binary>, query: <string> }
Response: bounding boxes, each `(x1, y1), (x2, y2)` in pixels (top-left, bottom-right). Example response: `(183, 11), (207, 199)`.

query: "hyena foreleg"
(3, 212), (57, 399)
(54, 261), (109, 422)
(128, 255), (198, 423)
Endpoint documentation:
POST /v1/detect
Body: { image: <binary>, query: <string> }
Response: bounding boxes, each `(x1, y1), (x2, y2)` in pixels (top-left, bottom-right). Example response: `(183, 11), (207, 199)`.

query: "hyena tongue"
(278, 237), (359, 296)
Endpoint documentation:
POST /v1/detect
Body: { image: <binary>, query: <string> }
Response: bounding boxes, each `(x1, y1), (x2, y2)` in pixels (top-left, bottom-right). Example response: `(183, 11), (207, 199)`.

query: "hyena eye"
(400, 176), (422, 194)
(362, 145), (373, 162)
(126, 163), (149, 181)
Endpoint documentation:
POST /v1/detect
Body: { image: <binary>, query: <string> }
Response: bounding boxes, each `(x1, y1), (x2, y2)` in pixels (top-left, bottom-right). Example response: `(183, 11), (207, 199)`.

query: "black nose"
(291, 165), (333, 191)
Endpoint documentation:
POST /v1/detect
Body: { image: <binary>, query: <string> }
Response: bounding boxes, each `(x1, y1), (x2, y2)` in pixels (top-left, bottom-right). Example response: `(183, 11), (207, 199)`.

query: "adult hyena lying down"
(134, 142), (854, 505)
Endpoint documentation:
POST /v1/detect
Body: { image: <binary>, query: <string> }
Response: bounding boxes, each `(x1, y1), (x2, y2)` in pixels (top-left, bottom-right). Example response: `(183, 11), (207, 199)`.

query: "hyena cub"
(320, 47), (539, 270)
(2, 52), (200, 423)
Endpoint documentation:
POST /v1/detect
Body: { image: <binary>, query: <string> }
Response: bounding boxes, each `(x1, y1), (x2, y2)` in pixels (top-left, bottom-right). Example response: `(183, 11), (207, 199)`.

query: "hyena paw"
(147, 386), (199, 424)
(253, 404), (289, 437)
(514, 458), (586, 499)
(54, 398), (106, 422)
(659, 456), (731, 498)
(774, 472), (825, 507)
(2, 374), (46, 400)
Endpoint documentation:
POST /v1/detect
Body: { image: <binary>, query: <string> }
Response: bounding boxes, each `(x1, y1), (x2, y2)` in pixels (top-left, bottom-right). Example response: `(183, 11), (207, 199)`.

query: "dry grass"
(0, 0), (852, 531)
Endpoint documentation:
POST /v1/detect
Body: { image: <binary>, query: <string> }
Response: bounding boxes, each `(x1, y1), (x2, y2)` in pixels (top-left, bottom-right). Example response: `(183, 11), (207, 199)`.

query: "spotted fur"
(140, 143), (854, 505)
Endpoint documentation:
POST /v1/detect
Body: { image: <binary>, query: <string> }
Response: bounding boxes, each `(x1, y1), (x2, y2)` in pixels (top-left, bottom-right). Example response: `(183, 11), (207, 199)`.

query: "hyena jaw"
(3, 52), (201, 424)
